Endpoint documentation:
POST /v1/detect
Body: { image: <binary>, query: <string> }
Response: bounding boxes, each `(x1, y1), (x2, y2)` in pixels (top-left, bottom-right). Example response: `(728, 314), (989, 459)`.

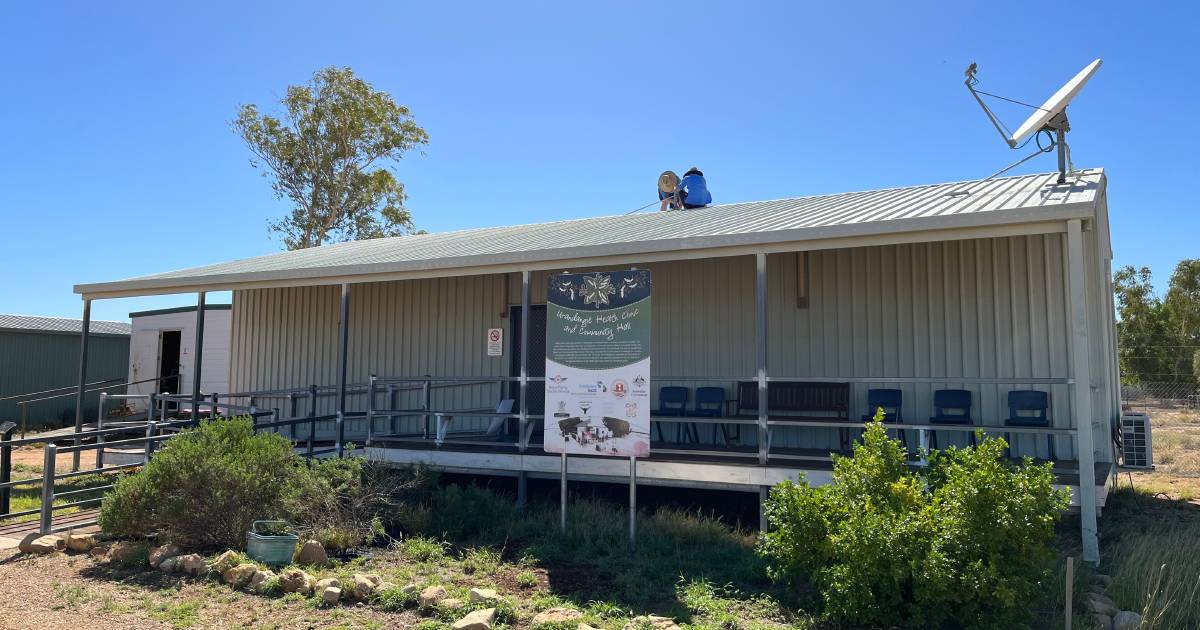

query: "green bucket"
(246, 520), (299, 566)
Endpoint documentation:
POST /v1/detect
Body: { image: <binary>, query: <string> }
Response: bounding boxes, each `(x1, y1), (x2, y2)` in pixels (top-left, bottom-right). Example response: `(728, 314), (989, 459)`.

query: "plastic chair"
(929, 389), (975, 449)
(692, 386), (730, 444)
(653, 386), (688, 443)
(1004, 390), (1055, 460)
(861, 388), (906, 447)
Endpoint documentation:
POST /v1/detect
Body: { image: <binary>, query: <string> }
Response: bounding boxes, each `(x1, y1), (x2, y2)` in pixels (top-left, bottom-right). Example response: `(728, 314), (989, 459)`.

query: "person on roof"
(676, 167), (712, 209)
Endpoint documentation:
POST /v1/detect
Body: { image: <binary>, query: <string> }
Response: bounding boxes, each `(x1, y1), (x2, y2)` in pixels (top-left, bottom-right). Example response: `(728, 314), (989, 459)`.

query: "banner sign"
(544, 269), (651, 457)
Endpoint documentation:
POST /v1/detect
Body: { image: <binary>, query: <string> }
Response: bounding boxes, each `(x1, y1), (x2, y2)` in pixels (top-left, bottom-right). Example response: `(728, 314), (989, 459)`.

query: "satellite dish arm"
(964, 65), (1018, 149)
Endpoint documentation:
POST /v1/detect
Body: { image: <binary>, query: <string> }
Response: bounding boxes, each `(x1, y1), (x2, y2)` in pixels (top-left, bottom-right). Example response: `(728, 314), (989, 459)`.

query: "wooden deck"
(0, 510), (100, 551)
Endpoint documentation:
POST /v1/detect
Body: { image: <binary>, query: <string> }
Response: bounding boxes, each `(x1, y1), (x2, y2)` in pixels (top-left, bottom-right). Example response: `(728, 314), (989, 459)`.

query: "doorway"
(158, 330), (182, 396)
(508, 305), (546, 432)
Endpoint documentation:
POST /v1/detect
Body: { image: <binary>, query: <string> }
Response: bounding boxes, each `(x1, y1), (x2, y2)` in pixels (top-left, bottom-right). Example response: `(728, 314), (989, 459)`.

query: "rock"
(469, 587), (500, 604)
(351, 574), (378, 601)
(579, 625), (603, 630)
(294, 540), (327, 566)
(377, 581), (397, 593)
(211, 550), (240, 573)
(624, 615), (681, 630)
(533, 607), (584, 626)
(316, 577), (341, 591)
(18, 533), (65, 555)
(1088, 584), (1108, 596)
(401, 583), (419, 595)
(177, 553), (205, 575)
(158, 556), (182, 573)
(65, 531), (98, 552)
(280, 568), (317, 595)
(453, 607), (496, 630)
(250, 570), (277, 594)
(89, 544), (110, 559)
(148, 543), (181, 568)
(1091, 614), (1114, 630)
(420, 585), (448, 610)
(1113, 610), (1142, 630)
(441, 598), (465, 610)
(321, 586), (342, 605)
(106, 541), (146, 564)
(1085, 593), (1119, 617)
(1093, 574), (1113, 588)
(223, 563), (258, 588)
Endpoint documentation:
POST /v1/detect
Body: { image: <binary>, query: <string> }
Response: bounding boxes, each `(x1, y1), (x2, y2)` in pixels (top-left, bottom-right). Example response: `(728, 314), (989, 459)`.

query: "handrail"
(0, 378), (123, 402)
(9, 376), (172, 405)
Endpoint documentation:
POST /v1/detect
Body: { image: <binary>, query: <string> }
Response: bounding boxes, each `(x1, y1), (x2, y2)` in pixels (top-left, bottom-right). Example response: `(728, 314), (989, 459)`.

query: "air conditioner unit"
(1120, 412), (1153, 469)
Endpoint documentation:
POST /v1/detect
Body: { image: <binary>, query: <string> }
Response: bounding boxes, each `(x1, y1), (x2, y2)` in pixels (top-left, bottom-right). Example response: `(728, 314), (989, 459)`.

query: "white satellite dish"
(964, 58), (1102, 184)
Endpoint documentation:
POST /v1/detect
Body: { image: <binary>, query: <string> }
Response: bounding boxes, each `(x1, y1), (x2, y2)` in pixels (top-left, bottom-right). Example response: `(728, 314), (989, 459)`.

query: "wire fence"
(1121, 381), (1200, 411)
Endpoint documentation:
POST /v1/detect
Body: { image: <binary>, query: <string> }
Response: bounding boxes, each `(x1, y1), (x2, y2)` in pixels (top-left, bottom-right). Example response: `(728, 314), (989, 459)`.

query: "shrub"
(288, 458), (417, 550)
(99, 417), (305, 550)
(757, 413), (1069, 629)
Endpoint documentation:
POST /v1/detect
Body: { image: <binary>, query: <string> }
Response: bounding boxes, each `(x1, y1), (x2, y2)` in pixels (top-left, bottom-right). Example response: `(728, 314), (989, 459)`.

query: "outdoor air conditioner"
(1120, 412), (1153, 469)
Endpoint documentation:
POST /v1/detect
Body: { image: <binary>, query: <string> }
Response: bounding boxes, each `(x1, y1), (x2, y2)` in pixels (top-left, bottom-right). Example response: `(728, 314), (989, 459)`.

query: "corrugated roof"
(0, 314), (131, 336)
(76, 169), (1104, 298)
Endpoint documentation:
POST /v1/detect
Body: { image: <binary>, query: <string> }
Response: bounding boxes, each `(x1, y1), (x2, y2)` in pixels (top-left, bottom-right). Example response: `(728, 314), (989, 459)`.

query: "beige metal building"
(73, 169), (1118, 562)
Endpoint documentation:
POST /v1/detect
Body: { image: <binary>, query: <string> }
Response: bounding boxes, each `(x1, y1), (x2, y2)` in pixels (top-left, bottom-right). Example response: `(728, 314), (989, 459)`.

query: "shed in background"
(0, 314), (130, 430)
(126, 304), (231, 409)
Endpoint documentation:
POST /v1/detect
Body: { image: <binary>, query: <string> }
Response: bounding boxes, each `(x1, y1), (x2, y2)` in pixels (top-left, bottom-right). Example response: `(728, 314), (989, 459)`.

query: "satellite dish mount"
(964, 59), (1101, 184)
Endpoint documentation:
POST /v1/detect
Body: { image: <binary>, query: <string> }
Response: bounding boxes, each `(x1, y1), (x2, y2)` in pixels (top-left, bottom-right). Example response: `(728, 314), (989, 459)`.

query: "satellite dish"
(657, 171), (680, 194)
(964, 59), (1102, 184)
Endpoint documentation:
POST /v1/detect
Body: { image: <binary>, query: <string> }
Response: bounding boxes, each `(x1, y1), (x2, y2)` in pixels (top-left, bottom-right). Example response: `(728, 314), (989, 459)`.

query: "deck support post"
(71, 299), (91, 472)
(518, 271), (531, 509)
(336, 283), (350, 458)
(755, 253), (769, 465)
(366, 374), (376, 447)
(1067, 219), (1100, 564)
(96, 393), (107, 469)
(759, 486), (769, 532)
(191, 291), (206, 425)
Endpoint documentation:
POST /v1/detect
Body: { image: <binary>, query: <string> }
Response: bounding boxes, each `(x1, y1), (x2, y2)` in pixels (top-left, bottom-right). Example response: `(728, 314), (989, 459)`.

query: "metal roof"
(0, 314), (131, 336)
(76, 169), (1105, 298)
(128, 303), (232, 319)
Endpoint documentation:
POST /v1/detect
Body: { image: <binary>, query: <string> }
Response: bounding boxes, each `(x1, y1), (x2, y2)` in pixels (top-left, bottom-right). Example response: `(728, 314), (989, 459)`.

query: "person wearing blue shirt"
(677, 167), (712, 209)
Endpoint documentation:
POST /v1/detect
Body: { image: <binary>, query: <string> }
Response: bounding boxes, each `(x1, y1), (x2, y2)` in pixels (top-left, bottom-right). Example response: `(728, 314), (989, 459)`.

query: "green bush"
(289, 457), (419, 550)
(99, 417), (305, 550)
(757, 413), (1070, 629)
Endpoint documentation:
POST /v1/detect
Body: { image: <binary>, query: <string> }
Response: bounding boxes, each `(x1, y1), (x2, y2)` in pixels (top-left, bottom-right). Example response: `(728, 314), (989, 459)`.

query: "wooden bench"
(735, 381), (851, 453)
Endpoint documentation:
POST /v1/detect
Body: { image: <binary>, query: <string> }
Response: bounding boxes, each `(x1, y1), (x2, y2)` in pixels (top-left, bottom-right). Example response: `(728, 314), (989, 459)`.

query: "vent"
(1120, 413), (1154, 469)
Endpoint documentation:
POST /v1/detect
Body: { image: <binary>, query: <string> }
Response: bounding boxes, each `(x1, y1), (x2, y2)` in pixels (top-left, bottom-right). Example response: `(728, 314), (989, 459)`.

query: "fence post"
(210, 393), (220, 420)
(147, 393), (156, 424)
(367, 374), (376, 447)
(422, 376), (432, 440)
(0, 421), (15, 515)
(288, 392), (298, 441)
(144, 421), (158, 462)
(387, 384), (397, 435)
(96, 393), (107, 470)
(272, 408), (280, 435)
(308, 385), (317, 461)
(39, 444), (56, 534)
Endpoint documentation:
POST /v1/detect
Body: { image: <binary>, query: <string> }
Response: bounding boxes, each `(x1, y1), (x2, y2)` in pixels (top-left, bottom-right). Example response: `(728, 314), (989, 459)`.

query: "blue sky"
(1, 1), (1196, 323)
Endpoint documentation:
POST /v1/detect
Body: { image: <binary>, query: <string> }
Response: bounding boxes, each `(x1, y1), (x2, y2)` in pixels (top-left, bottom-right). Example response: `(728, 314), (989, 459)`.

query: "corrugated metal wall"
(0, 331), (129, 430)
(230, 233), (1107, 461)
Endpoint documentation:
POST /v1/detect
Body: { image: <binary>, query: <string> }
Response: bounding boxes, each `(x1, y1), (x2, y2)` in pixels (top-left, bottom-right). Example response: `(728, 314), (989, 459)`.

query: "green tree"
(1163, 259), (1200, 381)
(233, 66), (429, 250)
(1114, 265), (1173, 383)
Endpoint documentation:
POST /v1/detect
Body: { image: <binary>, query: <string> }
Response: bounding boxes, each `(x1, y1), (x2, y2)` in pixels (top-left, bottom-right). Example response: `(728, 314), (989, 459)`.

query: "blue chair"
(929, 389), (975, 449)
(692, 386), (731, 444)
(653, 386), (688, 443)
(1004, 390), (1055, 460)
(862, 388), (906, 447)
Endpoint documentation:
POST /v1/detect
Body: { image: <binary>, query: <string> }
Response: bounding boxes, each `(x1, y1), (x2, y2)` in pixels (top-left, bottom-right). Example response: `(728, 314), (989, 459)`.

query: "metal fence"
(1121, 381), (1200, 411)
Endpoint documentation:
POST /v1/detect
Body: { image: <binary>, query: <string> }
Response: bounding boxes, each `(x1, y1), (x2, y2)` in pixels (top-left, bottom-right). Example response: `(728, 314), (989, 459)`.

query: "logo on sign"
(611, 380), (628, 398)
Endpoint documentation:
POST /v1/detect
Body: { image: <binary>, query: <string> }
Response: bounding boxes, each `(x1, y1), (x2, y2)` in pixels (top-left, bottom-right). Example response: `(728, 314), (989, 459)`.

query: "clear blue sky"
(1, 1), (1196, 323)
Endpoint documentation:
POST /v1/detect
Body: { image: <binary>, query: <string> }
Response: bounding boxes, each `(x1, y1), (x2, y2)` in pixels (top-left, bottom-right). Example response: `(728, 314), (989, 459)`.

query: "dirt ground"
(0, 551), (416, 630)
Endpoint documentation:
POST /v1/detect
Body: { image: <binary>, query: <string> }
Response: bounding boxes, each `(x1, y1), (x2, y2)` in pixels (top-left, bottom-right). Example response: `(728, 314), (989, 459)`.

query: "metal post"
(144, 421), (157, 462)
(759, 486), (769, 532)
(335, 283), (351, 457)
(629, 456), (637, 550)
(422, 376), (432, 440)
(288, 392), (298, 441)
(0, 422), (15, 515)
(39, 444), (56, 534)
(95, 393), (107, 469)
(388, 384), (398, 435)
(1056, 128), (1068, 184)
(559, 453), (568, 534)
(191, 292), (207, 425)
(307, 385), (317, 460)
(148, 393), (156, 425)
(518, 270), (531, 509)
(72, 299), (92, 472)
(20, 402), (27, 439)
(755, 253), (769, 465)
(366, 374), (376, 447)
(211, 393), (220, 420)
(1067, 219), (1100, 564)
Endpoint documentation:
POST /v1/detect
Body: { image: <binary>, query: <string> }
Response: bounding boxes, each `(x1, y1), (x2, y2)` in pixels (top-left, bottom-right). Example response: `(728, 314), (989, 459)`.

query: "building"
(71, 169), (1118, 562)
(0, 315), (130, 431)
(125, 304), (231, 411)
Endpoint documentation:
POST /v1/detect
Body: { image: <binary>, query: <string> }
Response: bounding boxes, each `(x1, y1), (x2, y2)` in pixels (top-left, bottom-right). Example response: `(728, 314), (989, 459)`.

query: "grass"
(3, 471), (115, 523)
